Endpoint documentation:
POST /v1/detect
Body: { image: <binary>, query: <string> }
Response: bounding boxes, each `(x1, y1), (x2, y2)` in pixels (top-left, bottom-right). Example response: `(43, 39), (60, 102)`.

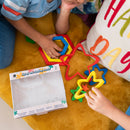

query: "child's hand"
(39, 34), (62, 59)
(85, 87), (115, 116)
(61, 0), (84, 11)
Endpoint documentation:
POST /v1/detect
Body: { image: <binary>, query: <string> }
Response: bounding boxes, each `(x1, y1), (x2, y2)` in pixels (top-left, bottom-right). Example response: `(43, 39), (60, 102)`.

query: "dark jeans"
(0, 5), (16, 69)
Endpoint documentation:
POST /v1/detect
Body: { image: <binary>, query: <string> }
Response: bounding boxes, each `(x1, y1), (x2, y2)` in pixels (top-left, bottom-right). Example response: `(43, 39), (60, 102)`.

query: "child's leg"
(0, 11), (16, 69)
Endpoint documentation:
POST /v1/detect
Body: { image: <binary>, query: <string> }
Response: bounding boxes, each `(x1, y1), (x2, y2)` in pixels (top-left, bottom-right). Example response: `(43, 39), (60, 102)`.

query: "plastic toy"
(74, 85), (86, 100)
(41, 43), (72, 62)
(60, 43), (100, 80)
(25, 36), (35, 44)
(77, 71), (105, 90)
(82, 84), (89, 91)
(84, 64), (108, 85)
(71, 71), (104, 102)
(70, 86), (86, 102)
(52, 36), (69, 55)
(39, 34), (74, 65)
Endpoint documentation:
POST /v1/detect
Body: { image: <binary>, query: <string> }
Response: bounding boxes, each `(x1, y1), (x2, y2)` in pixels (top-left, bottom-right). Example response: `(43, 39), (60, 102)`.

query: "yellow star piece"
(74, 86), (86, 100)
(74, 71), (104, 99)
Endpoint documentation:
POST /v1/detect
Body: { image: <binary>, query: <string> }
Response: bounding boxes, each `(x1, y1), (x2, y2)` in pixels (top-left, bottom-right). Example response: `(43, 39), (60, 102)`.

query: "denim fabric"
(0, 5), (16, 69)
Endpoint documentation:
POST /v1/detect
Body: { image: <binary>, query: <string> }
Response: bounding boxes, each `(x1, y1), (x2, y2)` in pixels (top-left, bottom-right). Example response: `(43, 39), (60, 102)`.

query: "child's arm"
(6, 17), (62, 59)
(85, 87), (130, 130)
(55, 0), (84, 34)
(55, 5), (70, 34)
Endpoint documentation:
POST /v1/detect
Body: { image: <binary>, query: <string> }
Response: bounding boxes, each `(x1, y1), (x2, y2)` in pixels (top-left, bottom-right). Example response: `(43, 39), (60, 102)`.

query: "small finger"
(88, 91), (97, 100)
(45, 50), (56, 59)
(51, 34), (57, 39)
(51, 49), (61, 57)
(46, 51), (52, 58)
(85, 93), (95, 105)
(92, 87), (102, 97)
(49, 52), (59, 59)
(51, 54), (59, 59)
(88, 101), (94, 107)
(54, 44), (63, 52)
(47, 34), (57, 39)
(85, 93), (89, 99)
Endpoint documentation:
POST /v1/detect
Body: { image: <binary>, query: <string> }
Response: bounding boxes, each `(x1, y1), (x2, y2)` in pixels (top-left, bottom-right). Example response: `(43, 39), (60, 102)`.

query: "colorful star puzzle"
(84, 64), (108, 85)
(71, 71), (105, 102)
(77, 71), (104, 89)
(70, 86), (86, 102)
(39, 34), (74, 65)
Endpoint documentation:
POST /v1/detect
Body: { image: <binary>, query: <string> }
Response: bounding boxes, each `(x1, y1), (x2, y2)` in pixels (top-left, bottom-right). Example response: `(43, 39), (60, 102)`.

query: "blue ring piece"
(53, 36), (69, 55)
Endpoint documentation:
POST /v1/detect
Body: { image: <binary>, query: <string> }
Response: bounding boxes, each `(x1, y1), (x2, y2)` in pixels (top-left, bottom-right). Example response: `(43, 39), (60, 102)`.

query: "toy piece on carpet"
(82, 84), (89, 91)
(115, 106), (130, 130)
(71, 86), (86, 102)
(39, 34), (74, 65)
(25, 36), (36, 44)
(84, 64), (108, 85)
(71, 71), (104, 102)
(77, 71), (105, 90)
(9, 64), (67, 119)
(60, 43), (100, 80)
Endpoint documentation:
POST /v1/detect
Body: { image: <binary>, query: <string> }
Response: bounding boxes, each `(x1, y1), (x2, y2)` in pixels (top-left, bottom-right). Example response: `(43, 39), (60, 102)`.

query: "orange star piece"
(82, 84), (89, 91)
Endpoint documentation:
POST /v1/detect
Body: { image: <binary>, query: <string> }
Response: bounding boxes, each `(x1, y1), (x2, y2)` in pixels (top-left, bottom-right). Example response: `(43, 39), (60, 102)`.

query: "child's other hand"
(39, 34), (62, 59)
(85, 87), (115, 116)
(61, 0), (84, 11)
